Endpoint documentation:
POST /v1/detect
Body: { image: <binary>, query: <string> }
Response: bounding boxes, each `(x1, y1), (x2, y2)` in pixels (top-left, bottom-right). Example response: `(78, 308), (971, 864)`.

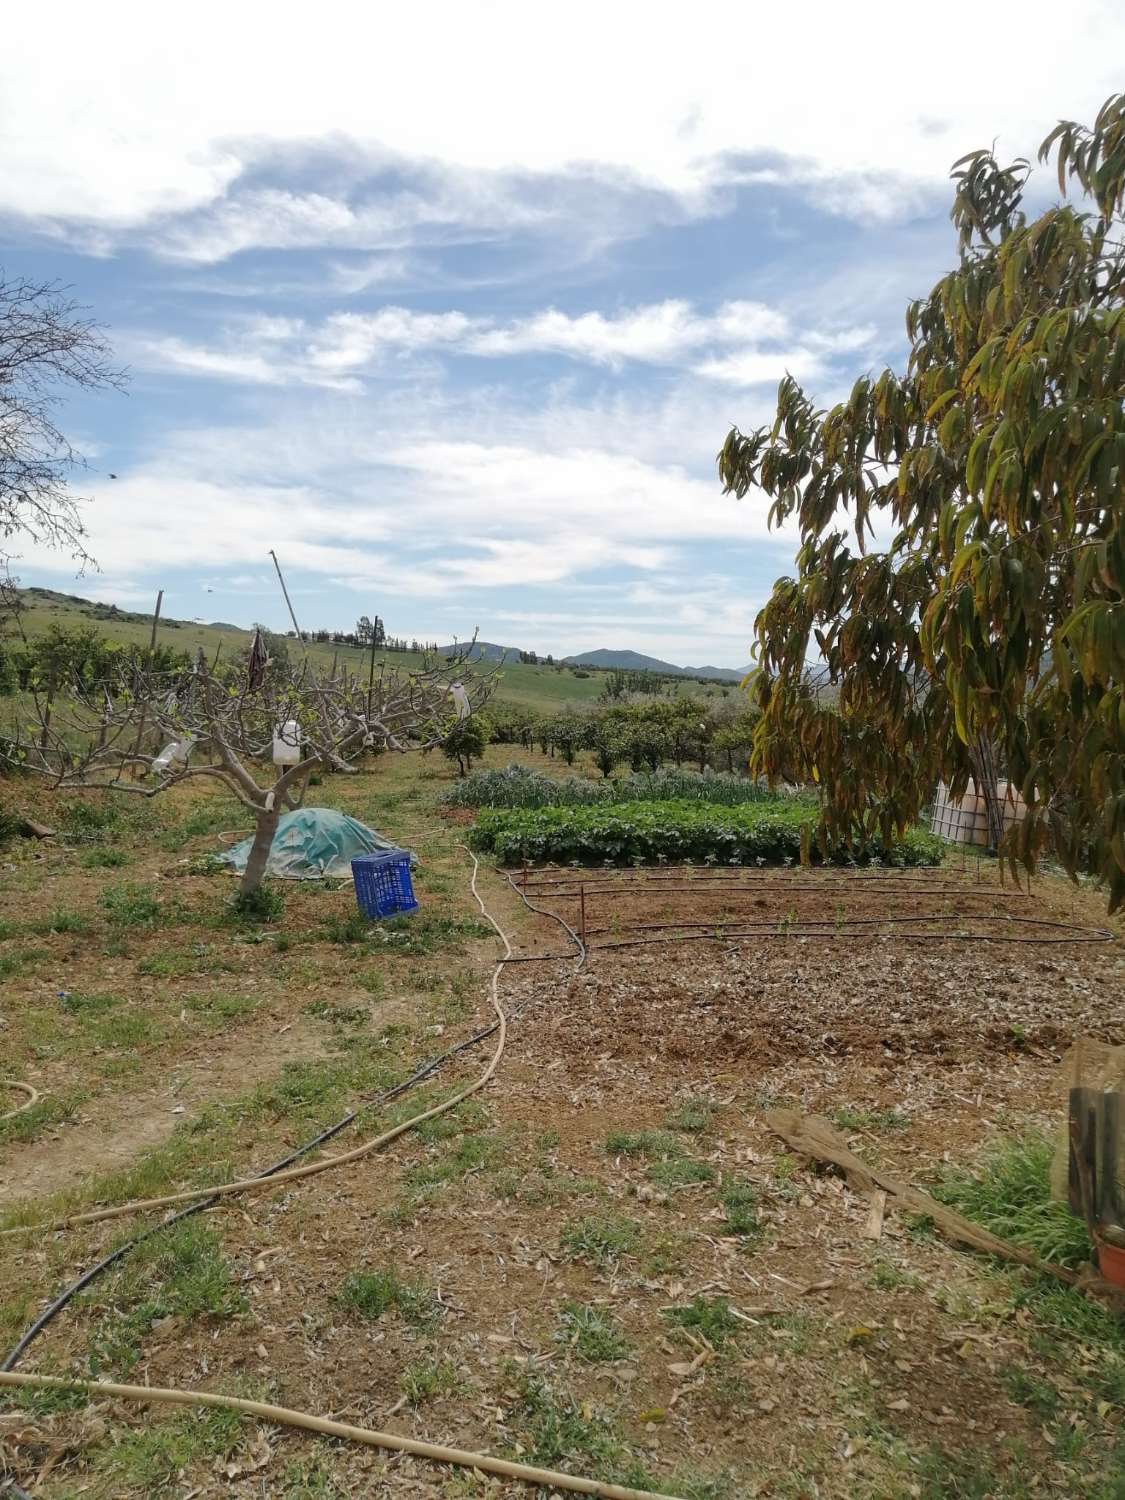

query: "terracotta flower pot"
(1095, 1234), (1125, 1288)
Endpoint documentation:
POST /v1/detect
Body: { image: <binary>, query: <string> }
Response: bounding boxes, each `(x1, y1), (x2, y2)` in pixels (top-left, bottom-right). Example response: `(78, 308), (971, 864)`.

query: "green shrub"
(469, 798), (943, 868)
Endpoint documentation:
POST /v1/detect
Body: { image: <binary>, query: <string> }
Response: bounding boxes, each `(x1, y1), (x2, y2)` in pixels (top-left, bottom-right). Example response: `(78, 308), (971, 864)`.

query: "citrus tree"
(718, 95), (1125, 907)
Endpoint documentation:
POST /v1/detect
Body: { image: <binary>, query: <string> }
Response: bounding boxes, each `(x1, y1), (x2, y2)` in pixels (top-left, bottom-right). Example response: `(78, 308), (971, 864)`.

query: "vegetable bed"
(468, 798), (944, 867)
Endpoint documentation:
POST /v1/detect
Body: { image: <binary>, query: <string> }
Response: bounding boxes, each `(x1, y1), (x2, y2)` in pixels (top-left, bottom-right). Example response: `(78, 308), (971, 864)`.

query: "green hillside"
(4, 588), (729, 715)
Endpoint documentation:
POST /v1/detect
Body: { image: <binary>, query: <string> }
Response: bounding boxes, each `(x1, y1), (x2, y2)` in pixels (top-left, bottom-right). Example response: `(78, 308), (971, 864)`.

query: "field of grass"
(5, 588), (727, 715)
(1, 741), (1122, 1498)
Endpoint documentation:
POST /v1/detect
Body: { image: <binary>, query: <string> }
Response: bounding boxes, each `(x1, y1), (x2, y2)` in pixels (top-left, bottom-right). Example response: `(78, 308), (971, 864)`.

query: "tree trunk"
(240, 804), (280, 896)
(970, 733), (1006, 853)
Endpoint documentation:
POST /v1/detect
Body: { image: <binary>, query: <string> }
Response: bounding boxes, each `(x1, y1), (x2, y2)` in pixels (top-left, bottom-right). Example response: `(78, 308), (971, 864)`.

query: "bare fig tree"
(2, 641), (493, 897)
(1, 275), (125, 573)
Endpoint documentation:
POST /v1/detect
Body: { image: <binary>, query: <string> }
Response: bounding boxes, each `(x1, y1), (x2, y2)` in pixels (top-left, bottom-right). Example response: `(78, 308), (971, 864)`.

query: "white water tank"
(272, 720), (302, 765)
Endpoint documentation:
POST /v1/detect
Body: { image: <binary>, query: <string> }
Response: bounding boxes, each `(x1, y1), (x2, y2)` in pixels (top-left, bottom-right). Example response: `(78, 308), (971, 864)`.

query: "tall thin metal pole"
(148, 590), (163, 653)
(268, 550), (303, 641)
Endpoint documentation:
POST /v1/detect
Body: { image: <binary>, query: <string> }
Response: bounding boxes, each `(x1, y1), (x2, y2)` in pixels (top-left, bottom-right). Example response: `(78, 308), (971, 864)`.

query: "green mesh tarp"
(217, 807), (416, 880)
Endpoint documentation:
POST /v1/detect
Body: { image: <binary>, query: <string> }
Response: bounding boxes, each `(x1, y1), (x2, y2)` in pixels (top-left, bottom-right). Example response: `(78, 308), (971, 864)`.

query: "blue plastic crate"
(351, 849), (418, 919)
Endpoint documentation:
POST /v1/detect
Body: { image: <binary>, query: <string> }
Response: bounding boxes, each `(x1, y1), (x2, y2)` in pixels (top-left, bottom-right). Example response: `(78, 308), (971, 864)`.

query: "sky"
(2, 1), (1121, 667)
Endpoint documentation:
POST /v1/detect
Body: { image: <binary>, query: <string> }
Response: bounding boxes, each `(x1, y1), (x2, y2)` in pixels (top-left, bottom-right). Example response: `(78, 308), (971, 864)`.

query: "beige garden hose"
(0, 1371), (683, 1499)
(2, 849), (507, 1238)
(0, 1082), (39, 1124)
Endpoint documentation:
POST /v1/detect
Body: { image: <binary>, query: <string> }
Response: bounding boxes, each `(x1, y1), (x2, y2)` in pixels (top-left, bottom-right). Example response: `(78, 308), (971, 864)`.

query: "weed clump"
(560, 1214), (640, 1267)
(337, 1268), (439, 1330)
(664, 1295), (741, 1345)
(229, 885), (284, 924)
(556, 1302), (631, 1362)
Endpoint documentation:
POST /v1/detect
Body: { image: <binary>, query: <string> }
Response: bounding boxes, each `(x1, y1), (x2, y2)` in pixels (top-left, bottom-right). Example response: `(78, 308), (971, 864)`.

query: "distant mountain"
(434, 640), (520, 662)
(564, 649), (747, 683)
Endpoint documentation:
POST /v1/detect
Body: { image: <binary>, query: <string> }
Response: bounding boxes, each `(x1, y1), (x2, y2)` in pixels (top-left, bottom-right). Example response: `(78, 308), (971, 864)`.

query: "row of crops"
(469, 801), (943, 866)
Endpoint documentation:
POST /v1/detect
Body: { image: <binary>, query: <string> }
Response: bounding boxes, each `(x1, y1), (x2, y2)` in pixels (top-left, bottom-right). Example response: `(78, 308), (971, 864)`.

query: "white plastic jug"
(272, 720), (302, 765)
(152, 739), (192, 775)
(449, 682), (470, 721)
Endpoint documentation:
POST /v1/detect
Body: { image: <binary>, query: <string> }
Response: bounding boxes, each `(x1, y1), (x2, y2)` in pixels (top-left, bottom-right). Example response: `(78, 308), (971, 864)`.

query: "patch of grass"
(0, 1090), (83, 1146)
(868, 1258), (923, 1292)
(556, 1301), (631, 1363)
(642, 1230), (693, 1276)
(80, 846), (131, 868)
(604, 1128), (684, 1160)
(229, 884), (285, 924)
(280, 1457), (349, 1497)
(105, 1405), (246, 1493)
(664, 1098), (715, 1132)
(494, 1169), (604, 1207)
(186, 991), (258, 1027)
(719, 1178), (760, 1237)
(92, 1011), (160, 1049)
(337, 1268), (440, 1330)
(404, 1095), (490, 1144)
(137, 944), (233, 977)
(321, 910), (375, 944)
(664, 1296), (741, 1346)
(371, 913), (493, 955)
(505, 1370), (625, 1472)
(647, 1157), (716, 1188)
(88, 1219), (245, 1376)
(831, 1105), (909, 1133)
(908, 1443), (1034, 1499)
(58, 990), (121, 1016)
(934, 1133), (1092, 1268)
(1001, 1364), (1061, 1416)
(27, 907), (90, 935)
(560, 1214), (640, 1267)
(99, 881), (175, 928)
(401, 1356), (464, 1405)
(305, 1000), (369, 1025)
(405, 1128), (506, 1192)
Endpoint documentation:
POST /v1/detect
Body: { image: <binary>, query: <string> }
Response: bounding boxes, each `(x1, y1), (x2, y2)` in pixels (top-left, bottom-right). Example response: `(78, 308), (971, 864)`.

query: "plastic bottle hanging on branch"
(152, 739), (194, 776)
(272, 719), (302, 766)
(449, 682), (470, 721)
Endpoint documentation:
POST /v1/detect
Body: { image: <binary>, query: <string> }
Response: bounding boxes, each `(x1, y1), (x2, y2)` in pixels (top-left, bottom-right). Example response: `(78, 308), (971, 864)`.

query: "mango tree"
(718, 95), (1125, 907)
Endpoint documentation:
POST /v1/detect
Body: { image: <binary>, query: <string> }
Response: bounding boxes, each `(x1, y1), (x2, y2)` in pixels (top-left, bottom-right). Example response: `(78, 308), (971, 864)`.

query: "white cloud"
(0, 0), (1119, 250)
(132, 298), (867, 389)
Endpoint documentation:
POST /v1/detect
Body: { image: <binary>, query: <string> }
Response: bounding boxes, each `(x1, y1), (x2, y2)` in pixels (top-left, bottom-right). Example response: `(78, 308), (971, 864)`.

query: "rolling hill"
(564, 648), (748, 682)
(5, 589), (735, 713)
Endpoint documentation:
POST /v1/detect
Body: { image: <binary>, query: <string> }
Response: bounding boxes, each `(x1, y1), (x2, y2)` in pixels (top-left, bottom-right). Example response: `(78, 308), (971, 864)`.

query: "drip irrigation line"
(579, 913), (1114, 940)
(1, 1110), (360, 1373)
(590, 926), (1113, 951)
(0, 1373), (683, 1500)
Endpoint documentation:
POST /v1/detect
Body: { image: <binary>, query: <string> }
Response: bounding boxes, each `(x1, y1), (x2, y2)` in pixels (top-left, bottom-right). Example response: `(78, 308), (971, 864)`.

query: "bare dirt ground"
(1, 752), (1124, 1499)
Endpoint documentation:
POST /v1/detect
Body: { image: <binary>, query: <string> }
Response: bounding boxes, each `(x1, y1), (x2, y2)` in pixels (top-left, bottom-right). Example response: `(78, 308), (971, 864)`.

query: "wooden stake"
(579, 883), (587, 948)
